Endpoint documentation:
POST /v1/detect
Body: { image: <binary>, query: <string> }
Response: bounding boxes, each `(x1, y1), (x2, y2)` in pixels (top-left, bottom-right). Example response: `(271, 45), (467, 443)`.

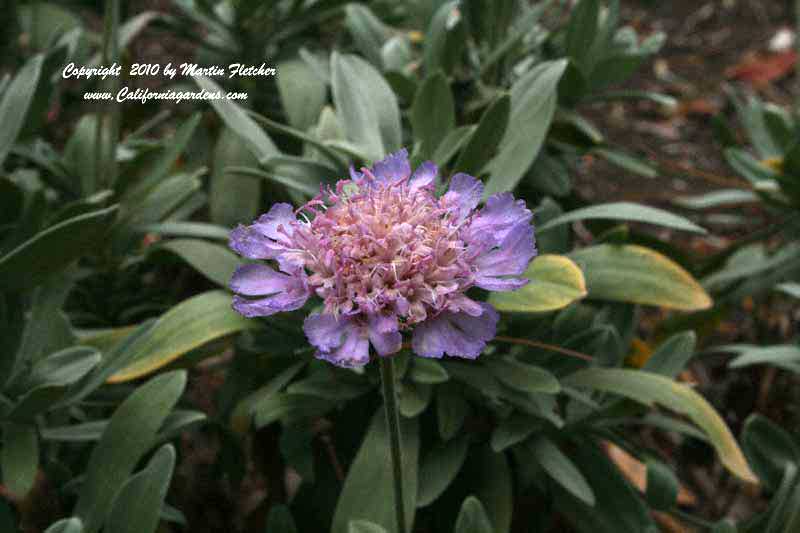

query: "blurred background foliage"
(0, 0), (799, 532)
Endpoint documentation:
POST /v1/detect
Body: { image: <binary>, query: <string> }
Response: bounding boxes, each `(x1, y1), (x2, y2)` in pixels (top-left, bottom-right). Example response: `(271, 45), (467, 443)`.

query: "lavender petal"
(474, 222), (537, 292)
(368, 313), (402, 356)
(372, 148), (411, 184)
(409, 161), (437, 191)
(467, 192), (532, 244)
(442, 173), (483, 223)
(411, 303), (498, 359)
(230, 263), (295, 296)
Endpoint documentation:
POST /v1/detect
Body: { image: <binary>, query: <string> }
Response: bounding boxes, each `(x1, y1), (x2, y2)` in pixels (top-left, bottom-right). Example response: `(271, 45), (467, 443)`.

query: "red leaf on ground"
(725, 50), (797, 85)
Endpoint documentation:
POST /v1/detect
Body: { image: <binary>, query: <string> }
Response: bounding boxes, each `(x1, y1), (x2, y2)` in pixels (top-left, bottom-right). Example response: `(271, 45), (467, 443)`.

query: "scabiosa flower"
(228, 149), (536, 367)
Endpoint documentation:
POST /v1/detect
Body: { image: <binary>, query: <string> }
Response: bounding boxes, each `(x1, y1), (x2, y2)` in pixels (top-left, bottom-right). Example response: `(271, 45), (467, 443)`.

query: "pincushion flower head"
(228, 149), (536, 367)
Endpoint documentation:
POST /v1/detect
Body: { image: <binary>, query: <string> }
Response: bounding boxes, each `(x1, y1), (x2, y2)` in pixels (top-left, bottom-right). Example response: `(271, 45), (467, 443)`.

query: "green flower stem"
(379, 356), (406, 533)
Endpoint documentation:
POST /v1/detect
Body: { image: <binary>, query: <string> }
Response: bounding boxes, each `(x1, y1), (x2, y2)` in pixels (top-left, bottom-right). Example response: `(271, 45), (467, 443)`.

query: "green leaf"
(9, 347), (102, 420)
(593, 148), (657, 178)
(210, 127), (261, 227)
(529, 154), (571, 198)
(384, 71), (417, 105)
(0, 54), (43, 167)
(642, 331), (696, 379)
(108, 291), (257, 382)
(742, 413), (800, 491)
(344, 4), (390, 68)
(161, 504), (187, 527)
(591, 90), (677, 108)
(479, 2), (550, 76)
(26, 346), (102, 388)
(286, 374), (371, 402)
(50, 190), (114, 225)
(253, 393), (330, 429)
(63, 114), (110, 196)
(123, 113), (202, 203)
(570, 244), (712, 310)
(489, 254), (586, 313)
(470, 446), (512, 533)
(41, 410), (205, 442)
(411, 72), (455, 158)
(730, 92), (783, 160)
(1, 422), (38, 497)
(445, 362), (505, 402)
(266, 505), (298, 533)
(19, 3), (82, 51)
(424, 2), (466, 76)
(9, 385), (68, 423)
(117, 11), (160, 51)
(277, 59), (327, 131)
(138, 222), (230, 241)
(225, 165), (320, 197)
(437, 383), (469, 440)
(765, 464), (800, 533)
(555, 109), (604, 146)
(74, 371), (186, 533)
(0, 500), (16, 533)
(0, 206), (117, 292)
(332, 410), (419, 533)
(454, 496), (494, 533)
(382, 36), (413, 72)
(535, 197), (570, 254)
(644, 460), (678, 511)
(331, 52), (401, 162)
(11, 272), (75, 376)
(104, 444), (176, 533)
(565, 368), (758, 483)
(399, 382), (432, 418)
(0, 177), (24, 227)
(539, 202), (706, 234)
(248, 110), (348, 172)
(490, 414), (537, 452)
(530, 437), (595, 505)
(231, 362), (306, 433)
(724, 147), (777, 185)
(44, 518), (84, 533)
(454, 94), (510, 176)
(589, 54), (649, 92)
(487, 358), (560, 394)
(703, 244), (798, 289)
(724, 344), (800, 372)
(777, 282), (800, 299)
(433, 125), (477, 168)
(673, 189), (758, 209)
(349, 521), (389, 533)
(710, 520), (737, 533)
(408, 359), (449, 385)
(194, 75), (279, 161)
(553, 442), (654, 533)
(485, 60), (567, 196)
(64, 322), (155, 403)
(565, 0), (600, 73)
(116, 173), (201, 247)
(157, 238), (241, 287)
(418, 436), (469, 507)
(260, 155), (337, 195)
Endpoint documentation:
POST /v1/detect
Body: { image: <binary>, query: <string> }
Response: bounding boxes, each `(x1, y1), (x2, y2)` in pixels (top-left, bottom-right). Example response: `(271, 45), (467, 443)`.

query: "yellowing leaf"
(566, 368), (757, 484)
(108, 291), (257, 383)
(570, 244), (712, 311)
(489, 254), (586, 313)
